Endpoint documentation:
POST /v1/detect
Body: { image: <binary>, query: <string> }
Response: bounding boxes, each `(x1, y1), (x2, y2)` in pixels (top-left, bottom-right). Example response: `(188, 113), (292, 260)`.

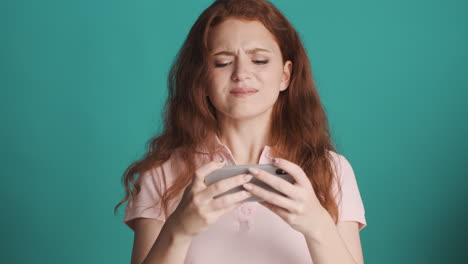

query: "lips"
(229, 87), (258, 98)
(230, 88), (258, 93)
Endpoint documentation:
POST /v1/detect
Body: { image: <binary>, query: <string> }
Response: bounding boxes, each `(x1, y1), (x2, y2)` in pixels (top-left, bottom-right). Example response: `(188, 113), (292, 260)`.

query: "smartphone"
(205, 164), (295, 202)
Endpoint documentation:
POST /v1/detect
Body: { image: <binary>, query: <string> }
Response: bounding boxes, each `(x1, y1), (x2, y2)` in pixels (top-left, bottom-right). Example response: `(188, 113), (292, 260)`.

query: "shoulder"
(326, 150), (361, 203)
(140, 158), (173, 180)
(327, 151), (367, 232)
(135, 156), (180, 197)
(138, 151), (209, 188)
(326, 150), (353, 177)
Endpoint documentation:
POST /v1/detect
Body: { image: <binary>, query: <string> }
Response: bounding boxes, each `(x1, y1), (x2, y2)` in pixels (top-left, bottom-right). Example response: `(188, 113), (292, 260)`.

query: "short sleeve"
(330, 151), (367, 231)
(123, 159), (182, 231)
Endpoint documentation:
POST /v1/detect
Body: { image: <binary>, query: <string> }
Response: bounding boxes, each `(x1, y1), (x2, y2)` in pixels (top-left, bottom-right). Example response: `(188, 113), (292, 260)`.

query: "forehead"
(207, 18), (280, 54)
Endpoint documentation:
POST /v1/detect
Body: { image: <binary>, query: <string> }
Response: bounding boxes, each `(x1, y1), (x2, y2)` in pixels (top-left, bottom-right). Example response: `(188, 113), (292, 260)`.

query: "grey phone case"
(205, 164), (295, 202)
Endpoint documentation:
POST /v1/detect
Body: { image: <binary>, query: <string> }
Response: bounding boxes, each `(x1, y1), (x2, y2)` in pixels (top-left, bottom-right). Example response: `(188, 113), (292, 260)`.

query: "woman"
(114, 0), (367, 263)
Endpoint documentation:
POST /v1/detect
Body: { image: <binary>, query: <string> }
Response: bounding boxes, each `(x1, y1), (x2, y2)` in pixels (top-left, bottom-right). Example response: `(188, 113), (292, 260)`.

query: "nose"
(231, 57), (251, 82)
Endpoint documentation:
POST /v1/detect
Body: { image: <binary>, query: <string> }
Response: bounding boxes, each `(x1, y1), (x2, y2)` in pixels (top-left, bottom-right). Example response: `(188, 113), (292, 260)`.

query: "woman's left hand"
(243, 157), (331, 237)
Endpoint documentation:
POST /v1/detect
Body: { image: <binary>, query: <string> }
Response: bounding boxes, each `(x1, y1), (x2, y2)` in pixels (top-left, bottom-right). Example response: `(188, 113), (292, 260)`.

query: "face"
(206, 18), (292, 121)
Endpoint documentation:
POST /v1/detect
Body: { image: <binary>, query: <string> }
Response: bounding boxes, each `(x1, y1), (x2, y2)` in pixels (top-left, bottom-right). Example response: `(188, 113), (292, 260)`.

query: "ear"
(279, 60), (292, 92)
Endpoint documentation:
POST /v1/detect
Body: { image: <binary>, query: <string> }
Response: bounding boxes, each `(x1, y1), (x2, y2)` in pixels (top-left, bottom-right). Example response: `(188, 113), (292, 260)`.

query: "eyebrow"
(212, 48), (272, 56)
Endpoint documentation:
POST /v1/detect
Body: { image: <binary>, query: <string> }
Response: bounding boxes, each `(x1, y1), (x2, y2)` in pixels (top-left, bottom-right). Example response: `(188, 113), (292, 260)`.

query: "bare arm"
(130, 217), (193, 264)
(304, 212), (363, 264)
(130, 218), (163, 264)
(336, 221), (364, 264)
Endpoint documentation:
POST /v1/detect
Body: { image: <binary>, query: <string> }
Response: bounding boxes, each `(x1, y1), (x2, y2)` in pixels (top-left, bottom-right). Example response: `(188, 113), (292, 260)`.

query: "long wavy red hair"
(114, 0), (343, 224)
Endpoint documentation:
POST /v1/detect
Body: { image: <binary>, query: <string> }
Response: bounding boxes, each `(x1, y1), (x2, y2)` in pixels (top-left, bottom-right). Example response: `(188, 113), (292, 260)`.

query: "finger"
(248, 168), (301, 200)
(243, 182), (298, 213)
(192, 160), (226, 191)
(271, 157), (311, 187)
(199, 173), (253, 201)
(213, 198), (247, 218)
(210, 189), (252, 211)
(260, 201), (290, 219)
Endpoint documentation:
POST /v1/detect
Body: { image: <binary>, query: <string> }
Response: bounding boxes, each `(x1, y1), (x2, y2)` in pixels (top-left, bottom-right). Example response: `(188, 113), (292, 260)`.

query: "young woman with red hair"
(115, 0), (367, 263)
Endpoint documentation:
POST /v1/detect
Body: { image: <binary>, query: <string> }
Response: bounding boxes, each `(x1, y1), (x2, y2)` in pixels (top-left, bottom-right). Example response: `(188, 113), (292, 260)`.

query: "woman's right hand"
(167, 159), (253, 238)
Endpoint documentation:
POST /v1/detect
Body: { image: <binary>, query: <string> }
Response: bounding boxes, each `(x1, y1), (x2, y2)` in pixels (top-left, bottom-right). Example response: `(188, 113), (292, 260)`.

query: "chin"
(225, 107), (274, 120)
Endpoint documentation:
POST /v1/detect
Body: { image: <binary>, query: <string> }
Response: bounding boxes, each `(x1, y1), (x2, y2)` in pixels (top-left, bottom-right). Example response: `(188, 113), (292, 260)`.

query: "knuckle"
(238, 175), (248, 184)
(195, 206), (205, 218)
(200, 213), (210, 224)
(219, 191), (243, 208)
(219, 197), (230, 207)
(191, 195), (201, 206)
(275, 183), (283, 193)
(213, 182), (225, 193)
(194, 171), (203, 180)
(239, 190), (250, 197)
(199, 211), (215, 225)
(240, 191), (251, 200)
(286, 214), (296, 223)
(295, 204), (304, 214)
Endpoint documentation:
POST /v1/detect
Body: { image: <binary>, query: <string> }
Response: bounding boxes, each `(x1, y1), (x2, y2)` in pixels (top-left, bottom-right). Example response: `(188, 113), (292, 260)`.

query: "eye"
(253, 60), (269, 65)
(214, 60), (269, 68)
(214, 62), (232, 68)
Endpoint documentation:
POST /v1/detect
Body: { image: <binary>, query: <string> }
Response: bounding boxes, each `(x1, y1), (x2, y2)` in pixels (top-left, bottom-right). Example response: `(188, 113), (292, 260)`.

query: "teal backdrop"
(2, 0), (467, 263)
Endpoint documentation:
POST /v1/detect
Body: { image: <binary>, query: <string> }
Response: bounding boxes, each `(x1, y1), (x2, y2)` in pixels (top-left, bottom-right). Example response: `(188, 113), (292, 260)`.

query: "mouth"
(229, 88), (258, 98)
(231, 91), (258, 97)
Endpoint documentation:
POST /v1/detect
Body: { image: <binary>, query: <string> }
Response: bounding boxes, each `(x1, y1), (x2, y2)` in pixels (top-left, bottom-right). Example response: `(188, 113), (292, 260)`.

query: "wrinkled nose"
(231, 59), (251, 81)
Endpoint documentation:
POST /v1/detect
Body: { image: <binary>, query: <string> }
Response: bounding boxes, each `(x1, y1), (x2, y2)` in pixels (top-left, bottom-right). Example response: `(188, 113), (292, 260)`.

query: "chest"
(184, 202), (312, 264)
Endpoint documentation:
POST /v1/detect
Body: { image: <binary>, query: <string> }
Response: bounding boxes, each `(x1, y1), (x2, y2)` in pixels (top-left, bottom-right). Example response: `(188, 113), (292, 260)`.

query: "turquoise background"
(2, 0), (467, 263)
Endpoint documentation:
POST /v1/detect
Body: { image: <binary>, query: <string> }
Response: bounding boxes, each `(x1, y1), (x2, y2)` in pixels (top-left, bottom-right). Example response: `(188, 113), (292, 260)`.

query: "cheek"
(208, 70), (229, 87)
(206, 81), (226, 103)
(258, 68), (283, 89)
(206, 73), (220, 93)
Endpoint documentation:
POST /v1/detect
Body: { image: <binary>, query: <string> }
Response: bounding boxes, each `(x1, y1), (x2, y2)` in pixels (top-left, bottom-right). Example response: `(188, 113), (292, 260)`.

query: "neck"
(215, 111), (272, 164)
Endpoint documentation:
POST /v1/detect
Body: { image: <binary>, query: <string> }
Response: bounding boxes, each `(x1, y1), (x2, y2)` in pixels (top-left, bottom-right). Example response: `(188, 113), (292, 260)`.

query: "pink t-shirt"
(124, 136), (367, 263)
